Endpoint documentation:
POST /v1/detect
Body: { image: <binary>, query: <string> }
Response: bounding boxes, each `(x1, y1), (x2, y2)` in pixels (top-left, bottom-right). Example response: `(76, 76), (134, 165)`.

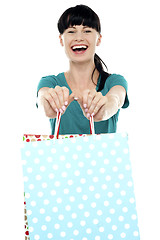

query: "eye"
(67, 28), (76, 34)
(84, 30), (92, 33)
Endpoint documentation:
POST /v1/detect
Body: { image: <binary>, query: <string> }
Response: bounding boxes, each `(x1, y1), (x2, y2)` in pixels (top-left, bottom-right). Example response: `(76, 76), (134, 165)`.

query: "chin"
(68, 53), (93, 64)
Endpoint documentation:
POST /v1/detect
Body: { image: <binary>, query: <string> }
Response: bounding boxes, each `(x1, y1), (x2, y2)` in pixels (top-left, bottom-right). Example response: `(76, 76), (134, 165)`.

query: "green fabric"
(37, 72), (129, 134)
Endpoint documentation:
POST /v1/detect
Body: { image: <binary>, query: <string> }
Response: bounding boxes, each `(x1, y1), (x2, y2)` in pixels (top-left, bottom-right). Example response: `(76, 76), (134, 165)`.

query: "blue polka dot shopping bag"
(21, 115), (140, 240)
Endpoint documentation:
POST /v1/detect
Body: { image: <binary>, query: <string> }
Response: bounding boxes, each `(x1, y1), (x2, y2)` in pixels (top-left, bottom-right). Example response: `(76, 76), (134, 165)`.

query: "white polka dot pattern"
(22, 133), (140, 239)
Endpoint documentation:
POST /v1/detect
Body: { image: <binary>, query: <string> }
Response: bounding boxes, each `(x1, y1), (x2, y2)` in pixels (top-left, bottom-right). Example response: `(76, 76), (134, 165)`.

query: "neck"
(65, 60), (99, 91)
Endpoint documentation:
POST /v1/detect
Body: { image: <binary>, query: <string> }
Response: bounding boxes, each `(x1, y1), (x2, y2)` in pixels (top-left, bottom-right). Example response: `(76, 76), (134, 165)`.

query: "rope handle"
(54, 112), (95, 139)
(54, 111), (62, 139)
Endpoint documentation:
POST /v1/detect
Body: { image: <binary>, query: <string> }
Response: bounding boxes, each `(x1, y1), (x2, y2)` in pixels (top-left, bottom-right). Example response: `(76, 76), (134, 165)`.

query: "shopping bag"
(21, 115), (140, 240)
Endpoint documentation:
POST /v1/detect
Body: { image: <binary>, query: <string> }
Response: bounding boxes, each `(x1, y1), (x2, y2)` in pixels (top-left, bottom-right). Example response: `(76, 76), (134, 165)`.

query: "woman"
(37, 4), (129, 135)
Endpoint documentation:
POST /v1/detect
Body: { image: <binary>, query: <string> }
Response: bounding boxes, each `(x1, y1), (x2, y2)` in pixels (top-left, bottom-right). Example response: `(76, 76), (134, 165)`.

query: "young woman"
(37, 4), (129, 135)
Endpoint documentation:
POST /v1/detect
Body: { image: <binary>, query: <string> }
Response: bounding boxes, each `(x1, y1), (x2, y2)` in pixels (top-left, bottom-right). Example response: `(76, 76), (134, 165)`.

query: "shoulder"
(106, 73), (129, 109)
(37, 72), (64, 92)
(40, 72), (64, 83)
(104, 73), (128, 91)
(107, 73), (127, 83)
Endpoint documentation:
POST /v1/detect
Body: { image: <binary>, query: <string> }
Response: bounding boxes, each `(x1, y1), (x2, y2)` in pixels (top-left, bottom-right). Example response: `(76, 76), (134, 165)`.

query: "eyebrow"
(68, 26), (76, 29)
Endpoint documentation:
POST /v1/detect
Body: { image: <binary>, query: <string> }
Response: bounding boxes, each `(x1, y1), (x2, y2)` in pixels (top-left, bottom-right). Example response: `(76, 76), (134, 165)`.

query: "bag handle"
(54, 111), (95, 139)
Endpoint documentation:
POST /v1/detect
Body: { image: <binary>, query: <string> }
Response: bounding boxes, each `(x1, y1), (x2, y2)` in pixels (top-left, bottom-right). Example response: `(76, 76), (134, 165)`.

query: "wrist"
(107, 94), (120, 108)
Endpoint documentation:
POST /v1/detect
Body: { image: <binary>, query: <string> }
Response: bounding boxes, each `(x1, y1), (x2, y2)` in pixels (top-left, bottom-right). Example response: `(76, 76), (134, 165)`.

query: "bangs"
(58, 5), (101, 34)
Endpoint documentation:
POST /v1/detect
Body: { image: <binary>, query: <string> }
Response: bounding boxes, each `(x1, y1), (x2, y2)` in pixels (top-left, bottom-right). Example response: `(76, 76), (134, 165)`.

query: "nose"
(75, 31), (84, 41)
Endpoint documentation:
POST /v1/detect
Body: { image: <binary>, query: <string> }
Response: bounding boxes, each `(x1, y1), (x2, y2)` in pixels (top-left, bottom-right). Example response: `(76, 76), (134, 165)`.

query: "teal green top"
(37, 72), (129, 135)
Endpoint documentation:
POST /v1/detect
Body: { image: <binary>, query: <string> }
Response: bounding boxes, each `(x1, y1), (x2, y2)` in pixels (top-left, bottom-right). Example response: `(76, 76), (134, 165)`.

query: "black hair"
(57, 4), (110, 91)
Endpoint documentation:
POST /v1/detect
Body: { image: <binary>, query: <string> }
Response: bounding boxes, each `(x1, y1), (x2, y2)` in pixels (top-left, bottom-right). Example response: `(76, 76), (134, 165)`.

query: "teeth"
(72, 45), (87, 50)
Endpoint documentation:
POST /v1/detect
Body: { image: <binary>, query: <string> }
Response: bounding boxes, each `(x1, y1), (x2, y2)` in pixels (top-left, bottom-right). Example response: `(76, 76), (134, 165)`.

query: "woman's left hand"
(76, 89), (119, 122)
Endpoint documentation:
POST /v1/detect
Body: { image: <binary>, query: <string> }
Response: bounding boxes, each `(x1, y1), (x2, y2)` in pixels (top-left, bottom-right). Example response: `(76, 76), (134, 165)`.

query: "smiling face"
(59, 25), (102, 63)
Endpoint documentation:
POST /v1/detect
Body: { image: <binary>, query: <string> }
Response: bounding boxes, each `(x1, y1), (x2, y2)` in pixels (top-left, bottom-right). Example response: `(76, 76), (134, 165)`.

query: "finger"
(91, 97), (106, 117)
(81, 89), (90, 109)
(54, 86), (70, 113)
(61, 87), (70, 106)
(71, 90), (83, 106)
(86, 89), (97, 110)
(72, 92), (88, 117)
(93, 104), (108, 122)
(54, 86), (64, 108)
(68, 92), (76, 105)
(87, 92), (103, 115)
(48, 88), (61, 111)
(43, 90), (58, 113)
(59, 87), (70, 112)
(42, 97), (57, 117)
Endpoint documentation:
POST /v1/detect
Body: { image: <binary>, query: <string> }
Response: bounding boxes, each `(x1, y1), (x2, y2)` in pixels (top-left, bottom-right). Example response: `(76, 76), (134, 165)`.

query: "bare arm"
(101, 85), (126, 120)
(77, 85), (126, 121)
(38, 85), (126, 121)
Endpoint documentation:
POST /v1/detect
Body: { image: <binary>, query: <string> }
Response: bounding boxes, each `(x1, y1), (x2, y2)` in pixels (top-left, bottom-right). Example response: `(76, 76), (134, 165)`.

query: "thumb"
(70, 91), (83, 106)
(68, 92), (77, 105)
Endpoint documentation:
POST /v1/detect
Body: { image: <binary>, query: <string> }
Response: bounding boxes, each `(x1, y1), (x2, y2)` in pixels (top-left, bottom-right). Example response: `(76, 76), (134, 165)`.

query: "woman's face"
(59, 25), (102, 63)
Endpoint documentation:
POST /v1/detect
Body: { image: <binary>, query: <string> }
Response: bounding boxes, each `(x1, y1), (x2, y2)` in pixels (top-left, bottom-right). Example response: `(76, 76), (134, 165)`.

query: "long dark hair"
(57, 4), (110, 91)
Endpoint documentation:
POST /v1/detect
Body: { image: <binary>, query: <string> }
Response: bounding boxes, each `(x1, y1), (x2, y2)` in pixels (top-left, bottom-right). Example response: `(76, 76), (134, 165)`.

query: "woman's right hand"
(38, 86), (75, 118)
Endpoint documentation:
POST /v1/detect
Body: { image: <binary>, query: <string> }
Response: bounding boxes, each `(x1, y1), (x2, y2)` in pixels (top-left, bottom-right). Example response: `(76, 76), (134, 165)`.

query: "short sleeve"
(106, 74), (129, 109)
(37, 75), (57, 96)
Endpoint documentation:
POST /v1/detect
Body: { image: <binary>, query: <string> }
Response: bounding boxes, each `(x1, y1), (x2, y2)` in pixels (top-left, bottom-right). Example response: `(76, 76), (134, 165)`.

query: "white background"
(0, 0), (160, 239)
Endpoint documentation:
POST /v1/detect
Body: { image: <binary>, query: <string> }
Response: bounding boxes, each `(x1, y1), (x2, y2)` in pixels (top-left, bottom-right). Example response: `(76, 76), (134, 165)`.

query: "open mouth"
(71, 45), (88, 54)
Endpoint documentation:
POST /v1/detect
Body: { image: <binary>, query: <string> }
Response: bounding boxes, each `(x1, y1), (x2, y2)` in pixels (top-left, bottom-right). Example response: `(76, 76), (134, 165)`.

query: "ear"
(59, 35), (64, 46)
(96, 34), (102, 46)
